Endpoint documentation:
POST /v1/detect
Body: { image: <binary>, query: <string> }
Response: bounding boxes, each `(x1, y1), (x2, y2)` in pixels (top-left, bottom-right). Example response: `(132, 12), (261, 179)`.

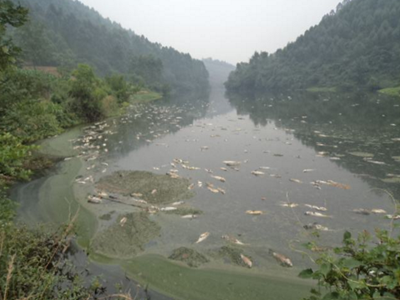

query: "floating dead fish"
(303, 223), (329, 231)
(289, 178), (302, 184)
(195, 232), (210, 244)
(270, 250), (293, 267)
(391, 138), (400, 142)
(120, 217), (127, 227)
(207, 187), (219, 193)
(305, 204), (327, 212)
(222, 235), (245, 245)
(181, 214), (197, 219)
(188, 183), (195, 190)
(172, 201), (185, 206)
(367, 160), (386, 165)
(220, 167), (228, 172)
(64, 157), (72, 161)
(197, 181), (203, 187)
(161, 207), (177, 211)
(223, 161), (241, 167)
(88, 196), (102, 204)
(200, 146), (209, 151)
(133, 199), (148, 205)
(251, 171), (265, 176)
(217, 187), (226, 195)
(211, 175), (226, 182)
(352, 209), (370, 215)
(270, 174), (282, 178)
(246, 210), (264, 215)
(205, 168), (213, 174)
(371, 209), (387, 214)
(151, 189), (157, 195)
(280, 202), (298, 208)
(131, 193), (143, 198)
(386, 214), (400, 220)
(240, 254), (252, 268)
(303, 169), (315, 173)
(259, 166), (271, 170)
(167, 172), (180, 179)
(305, 211), (332, 218)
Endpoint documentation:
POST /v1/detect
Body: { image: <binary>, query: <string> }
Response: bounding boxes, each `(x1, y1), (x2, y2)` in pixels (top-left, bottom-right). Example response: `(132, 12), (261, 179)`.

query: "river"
(11, 66), (400, 300)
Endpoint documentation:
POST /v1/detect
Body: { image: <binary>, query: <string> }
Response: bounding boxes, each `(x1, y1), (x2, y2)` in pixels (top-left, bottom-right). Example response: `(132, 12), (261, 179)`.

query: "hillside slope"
(10, 0), (209, 92)
(226, 0), (400, 92)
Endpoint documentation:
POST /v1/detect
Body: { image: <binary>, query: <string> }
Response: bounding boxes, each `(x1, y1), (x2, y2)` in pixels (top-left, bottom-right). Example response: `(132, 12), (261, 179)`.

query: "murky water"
(12, 71), (400, 299)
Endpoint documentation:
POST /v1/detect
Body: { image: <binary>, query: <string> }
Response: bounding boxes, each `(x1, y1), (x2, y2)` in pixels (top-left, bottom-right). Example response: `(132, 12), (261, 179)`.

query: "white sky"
(78, 0), (342, 64)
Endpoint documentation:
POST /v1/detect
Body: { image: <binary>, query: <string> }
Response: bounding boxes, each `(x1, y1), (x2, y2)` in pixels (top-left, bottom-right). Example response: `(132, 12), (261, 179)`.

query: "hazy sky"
(79, 0), (342, 64)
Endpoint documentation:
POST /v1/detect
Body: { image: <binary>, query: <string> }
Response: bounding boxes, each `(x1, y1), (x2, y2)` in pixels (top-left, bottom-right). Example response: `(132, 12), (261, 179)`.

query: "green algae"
(96, 170), (194, 205)
(124, 254), (312, 300)
(91, 212), (161, 259)
(169, 247), (209, 268)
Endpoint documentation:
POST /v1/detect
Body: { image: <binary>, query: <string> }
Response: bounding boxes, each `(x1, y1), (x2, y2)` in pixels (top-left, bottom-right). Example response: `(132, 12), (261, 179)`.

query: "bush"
(300, 230), (400, 300)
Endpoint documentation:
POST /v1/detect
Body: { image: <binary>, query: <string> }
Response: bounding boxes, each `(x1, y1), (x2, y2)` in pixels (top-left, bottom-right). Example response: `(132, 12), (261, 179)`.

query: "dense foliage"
(226, 0), (400, 92)
(300, 230), (400, 300)
(10, 0), (209, 92)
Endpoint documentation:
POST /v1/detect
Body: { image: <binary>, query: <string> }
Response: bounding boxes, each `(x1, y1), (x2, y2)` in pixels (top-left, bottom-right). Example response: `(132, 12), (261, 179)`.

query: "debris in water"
(240, 254), (253, 268)
(246, 210), (263, 215)
(195, 232), (210, 244)
(304, 204), (327, 211)
(305, 211), (332, 218)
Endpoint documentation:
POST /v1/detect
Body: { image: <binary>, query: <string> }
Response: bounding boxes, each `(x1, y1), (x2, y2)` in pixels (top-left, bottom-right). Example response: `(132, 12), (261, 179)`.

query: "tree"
(0, 0), (28, 71)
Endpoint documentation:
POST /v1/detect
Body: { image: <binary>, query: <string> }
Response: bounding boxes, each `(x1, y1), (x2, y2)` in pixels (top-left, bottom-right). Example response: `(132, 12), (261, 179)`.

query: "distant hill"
(10, 0), (209, 92)
(202, 58), (235, 87)
(225, 0), (400, 92)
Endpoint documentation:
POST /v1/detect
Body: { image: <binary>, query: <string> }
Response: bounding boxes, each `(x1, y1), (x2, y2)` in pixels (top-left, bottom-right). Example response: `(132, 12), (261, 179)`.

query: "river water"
(11, 68), (400, 299)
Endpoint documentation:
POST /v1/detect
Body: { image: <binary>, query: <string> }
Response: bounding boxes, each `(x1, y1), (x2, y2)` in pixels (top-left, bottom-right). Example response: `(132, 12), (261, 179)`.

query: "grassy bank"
(378, 86), (400, 97)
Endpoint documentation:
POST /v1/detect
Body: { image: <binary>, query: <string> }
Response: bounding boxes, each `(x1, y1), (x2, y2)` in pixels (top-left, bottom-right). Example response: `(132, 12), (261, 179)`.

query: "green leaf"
(341, 258), (362, 269)
(343, 231), (352, 242)
(322, 292), (340, 300)
(299, 269), (314, 279)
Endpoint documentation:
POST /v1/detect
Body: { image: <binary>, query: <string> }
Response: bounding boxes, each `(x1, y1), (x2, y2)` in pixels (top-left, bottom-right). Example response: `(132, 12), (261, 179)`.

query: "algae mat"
(96, 170), (194, 204)
(124, 255), (312, 300)
(91, 212), (161, 259)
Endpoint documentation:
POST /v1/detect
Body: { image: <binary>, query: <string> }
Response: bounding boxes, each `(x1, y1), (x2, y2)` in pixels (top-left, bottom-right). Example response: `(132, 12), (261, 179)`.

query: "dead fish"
(246, 210), (264, 215)
(303, 223), (329, 231)
(181, 214), (197, 219)
(217, 188), (226, 195)
(222, 235), (245, 245)
(352, 209), (370, 215)
(200, 146), (209, 151)
(251, 171), (265, 176)
(172, 201), (185, 206)
(240, 254), (252, 268)
(133, 199), (148, 205)
(64, 157), (72, 161)
(151, 189), (157, 195)
(188, 183), (195, 190)
(280, 202), (298, 208)
(305, 204), (327, 212)
(269, 250), (293, 267)
(195, 232), (210, 244)
(160, 207), (177, 211)
(205, 168), (213, 174)
(305, 211), (332, 218)
(270, 174), (282, 178)
(197, 181), (203, 187)
(303, 169), (315, 173)
(386, 214), (400, 220)
(120, 217), (127, 227)
(211, 175), (226, 183)
(88, 196), (102, 204)
(371, 209), (387, 214)
(131, 193), (143, 198)
(223, 161), (241, 167)
(289, 178), (302, 184)
(98, 191), (108, 198)
(220, 167), (228, 172)
(207, 187), (219, 193)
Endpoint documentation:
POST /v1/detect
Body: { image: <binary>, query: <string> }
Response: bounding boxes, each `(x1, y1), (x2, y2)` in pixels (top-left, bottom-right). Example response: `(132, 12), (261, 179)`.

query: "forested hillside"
(10, 0), (209, 92)
(226, 0), (400, 92)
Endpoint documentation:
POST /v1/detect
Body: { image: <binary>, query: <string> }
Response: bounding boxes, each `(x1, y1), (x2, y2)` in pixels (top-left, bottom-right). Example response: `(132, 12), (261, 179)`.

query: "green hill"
(225, 0), (400, 92)
(10, 0), (209, 92)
